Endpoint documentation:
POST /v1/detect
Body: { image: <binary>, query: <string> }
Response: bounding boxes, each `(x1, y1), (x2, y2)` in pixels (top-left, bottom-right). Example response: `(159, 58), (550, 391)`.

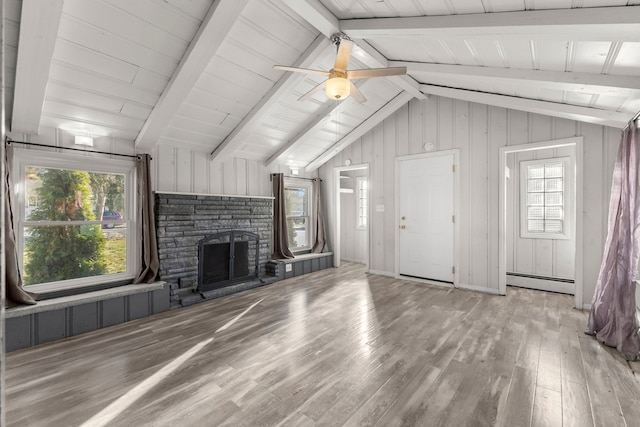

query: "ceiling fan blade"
(347, 67), (407, 79)
(333, 39), (354, 74)
(349, 81), (367, 104)
(298, 80), (326, 102)
(274, 65), (330, 77)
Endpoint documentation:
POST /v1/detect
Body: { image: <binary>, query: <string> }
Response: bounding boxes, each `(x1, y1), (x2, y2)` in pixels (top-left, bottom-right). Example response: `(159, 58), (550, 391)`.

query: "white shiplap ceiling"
(4, 0), (640, 172)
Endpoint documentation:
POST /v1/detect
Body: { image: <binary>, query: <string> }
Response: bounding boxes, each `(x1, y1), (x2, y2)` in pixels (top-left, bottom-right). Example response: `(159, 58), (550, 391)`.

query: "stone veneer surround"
(155, 192), (273, 307)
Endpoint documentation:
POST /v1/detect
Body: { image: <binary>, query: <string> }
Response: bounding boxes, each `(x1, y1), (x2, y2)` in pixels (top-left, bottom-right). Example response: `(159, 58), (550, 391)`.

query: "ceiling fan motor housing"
(326, 76), (351, 100)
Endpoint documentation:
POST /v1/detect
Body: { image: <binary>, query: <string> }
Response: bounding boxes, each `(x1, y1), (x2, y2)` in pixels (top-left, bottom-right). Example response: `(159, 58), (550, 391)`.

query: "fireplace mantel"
(155, 190), (274, 200)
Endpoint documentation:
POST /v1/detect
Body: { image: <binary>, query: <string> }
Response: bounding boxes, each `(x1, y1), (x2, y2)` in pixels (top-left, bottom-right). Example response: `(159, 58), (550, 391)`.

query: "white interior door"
(398, 154), (454, 282)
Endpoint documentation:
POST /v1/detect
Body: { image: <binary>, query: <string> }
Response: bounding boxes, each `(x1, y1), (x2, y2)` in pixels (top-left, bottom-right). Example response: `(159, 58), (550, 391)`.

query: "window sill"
(5, 282), (166, 318)
(281, 252), (333, 263)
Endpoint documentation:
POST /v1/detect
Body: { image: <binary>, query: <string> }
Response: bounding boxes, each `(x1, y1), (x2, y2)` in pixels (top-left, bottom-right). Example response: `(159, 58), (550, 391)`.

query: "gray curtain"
(133, 154), (160, 284)
(311, 178), (326, 253)
(4, 143), (37, 306)
(272, 173), (293, 259)
(587, 123), (640, 360)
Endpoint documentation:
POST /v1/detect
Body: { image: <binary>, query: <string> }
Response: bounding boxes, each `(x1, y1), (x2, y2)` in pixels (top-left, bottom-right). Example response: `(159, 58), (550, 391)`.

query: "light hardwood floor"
(6, 263), (640, 426)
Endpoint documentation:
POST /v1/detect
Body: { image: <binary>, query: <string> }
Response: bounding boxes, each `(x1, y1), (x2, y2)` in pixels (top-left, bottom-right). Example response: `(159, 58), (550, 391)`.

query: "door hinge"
(452, 266), (456, 274)
(452, 215), (455, 223)
(452, 164), (456, 173)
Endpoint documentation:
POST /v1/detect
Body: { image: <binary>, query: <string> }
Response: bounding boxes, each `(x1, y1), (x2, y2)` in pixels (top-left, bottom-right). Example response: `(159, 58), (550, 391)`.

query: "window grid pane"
(528, 193), (544, 206)
(545, 206), (563, 220)
(544, 163), (563, 178)
(545, 178), (563, 192)
(545, 192), (563, 206)
(357, 177), (368, 229)
(528, 179), (544, 192)
(526, 162), (565, 234)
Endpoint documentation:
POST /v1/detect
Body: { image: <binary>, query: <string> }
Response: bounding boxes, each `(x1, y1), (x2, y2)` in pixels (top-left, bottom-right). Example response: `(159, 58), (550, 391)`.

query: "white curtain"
(587, 123), (640, 360)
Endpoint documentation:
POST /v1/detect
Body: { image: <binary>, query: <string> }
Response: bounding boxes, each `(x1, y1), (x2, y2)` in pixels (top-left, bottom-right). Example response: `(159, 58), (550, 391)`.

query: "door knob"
(400, 225), (406, 229)
(401, 216), (406, 220)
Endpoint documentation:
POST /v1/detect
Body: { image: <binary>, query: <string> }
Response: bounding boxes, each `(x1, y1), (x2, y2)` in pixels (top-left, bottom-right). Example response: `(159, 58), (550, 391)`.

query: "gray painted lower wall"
(266, 253), (334, 281)
(5, 284), (170, 352)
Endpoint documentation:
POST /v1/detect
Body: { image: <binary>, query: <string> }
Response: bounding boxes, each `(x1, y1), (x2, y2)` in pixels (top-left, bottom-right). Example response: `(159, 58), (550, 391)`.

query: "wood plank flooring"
(5, 263), (640, 426)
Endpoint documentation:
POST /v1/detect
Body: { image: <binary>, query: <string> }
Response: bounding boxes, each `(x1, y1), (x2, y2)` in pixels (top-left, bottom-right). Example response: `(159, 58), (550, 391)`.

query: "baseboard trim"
(340, 257), (366, 264)
(457, 283), (502, 295)
(398, 275), (454, 289)
(367, 269), (396, 278)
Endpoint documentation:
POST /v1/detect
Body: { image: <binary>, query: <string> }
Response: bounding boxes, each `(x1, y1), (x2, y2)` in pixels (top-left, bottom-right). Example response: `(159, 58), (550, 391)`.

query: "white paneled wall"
(19, 94), (622, 309)
(152, 146), (274, 197)
(319, 96), (620, 307)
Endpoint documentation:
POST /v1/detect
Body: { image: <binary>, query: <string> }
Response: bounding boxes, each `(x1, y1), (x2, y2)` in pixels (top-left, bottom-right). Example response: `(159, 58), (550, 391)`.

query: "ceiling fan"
(273, 34), (406, 104)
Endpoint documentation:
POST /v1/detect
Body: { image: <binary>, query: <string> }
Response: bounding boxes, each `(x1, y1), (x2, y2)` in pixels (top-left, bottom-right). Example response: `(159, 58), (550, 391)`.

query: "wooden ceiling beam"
(264, 92), (359, 169)
(419, 84), (631, 128)
(135, 0), (249, 151)
(11, 0), (64, 134)
(210, 34), (334, 161)
(341, 6), (640, 41)
(282, 0), (423, 99)
(282, 0), (339, 38)
(305, 91), (414, 172)
(394, 61), (640, 97)
(351, 41), (424, 100)
(266, 0), (420, 170)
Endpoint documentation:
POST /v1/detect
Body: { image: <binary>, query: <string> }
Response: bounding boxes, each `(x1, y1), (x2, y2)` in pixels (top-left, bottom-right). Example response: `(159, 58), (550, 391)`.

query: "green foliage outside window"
(24, 168), (109, 285)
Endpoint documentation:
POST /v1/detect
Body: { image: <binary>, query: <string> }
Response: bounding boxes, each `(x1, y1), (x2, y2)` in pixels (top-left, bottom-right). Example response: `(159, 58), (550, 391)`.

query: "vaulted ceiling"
(4, 0), (640, 172)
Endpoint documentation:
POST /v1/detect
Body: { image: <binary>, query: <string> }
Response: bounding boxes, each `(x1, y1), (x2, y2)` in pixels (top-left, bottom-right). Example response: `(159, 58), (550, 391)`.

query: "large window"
(284, 179), (313, 252)
(15, 150), (136, 292)
(520, 157), (572, 240)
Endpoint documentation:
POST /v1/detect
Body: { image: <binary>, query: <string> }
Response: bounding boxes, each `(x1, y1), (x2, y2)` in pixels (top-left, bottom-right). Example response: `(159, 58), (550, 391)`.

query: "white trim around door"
(333, 163), (370, 271)
(499, 137), (584, 309)
(395, 149), (460, 288)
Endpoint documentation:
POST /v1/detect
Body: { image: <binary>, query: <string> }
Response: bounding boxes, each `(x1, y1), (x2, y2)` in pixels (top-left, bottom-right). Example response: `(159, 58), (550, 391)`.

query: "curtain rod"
(5, 139), (149, 160)
(270, 173), (322, 182)
(622, 110), (640, 133)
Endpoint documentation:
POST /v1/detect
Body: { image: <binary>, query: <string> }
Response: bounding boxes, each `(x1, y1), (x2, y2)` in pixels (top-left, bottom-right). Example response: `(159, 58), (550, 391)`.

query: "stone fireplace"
(155, 192), (274, 307)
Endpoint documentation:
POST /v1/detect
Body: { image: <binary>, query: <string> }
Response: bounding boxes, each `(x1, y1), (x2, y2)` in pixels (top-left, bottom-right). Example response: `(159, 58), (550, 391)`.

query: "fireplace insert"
(197, 230), (260, 292)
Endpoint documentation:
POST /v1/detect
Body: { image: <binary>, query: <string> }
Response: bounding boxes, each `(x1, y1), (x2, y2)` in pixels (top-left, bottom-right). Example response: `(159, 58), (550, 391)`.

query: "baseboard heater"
(507, 272), (574, 283)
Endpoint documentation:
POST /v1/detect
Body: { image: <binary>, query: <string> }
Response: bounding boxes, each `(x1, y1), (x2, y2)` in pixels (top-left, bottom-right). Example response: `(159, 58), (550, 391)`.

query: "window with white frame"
(356, 176), (368, 229)
(520, 157), (572, 240)
(15, 149), (136, 292)
(284, 179), (313, 252)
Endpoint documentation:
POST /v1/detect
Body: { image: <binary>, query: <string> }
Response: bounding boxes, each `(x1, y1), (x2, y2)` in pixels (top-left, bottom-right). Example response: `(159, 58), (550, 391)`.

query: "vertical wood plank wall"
(318, 96), (620, 308)
(15, 94), (622, 309)
(152, 146), (275, 197)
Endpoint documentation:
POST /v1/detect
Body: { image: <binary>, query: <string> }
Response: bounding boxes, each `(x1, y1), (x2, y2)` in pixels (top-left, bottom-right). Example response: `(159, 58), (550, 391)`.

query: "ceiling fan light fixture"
(326, 77), (350, 100)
